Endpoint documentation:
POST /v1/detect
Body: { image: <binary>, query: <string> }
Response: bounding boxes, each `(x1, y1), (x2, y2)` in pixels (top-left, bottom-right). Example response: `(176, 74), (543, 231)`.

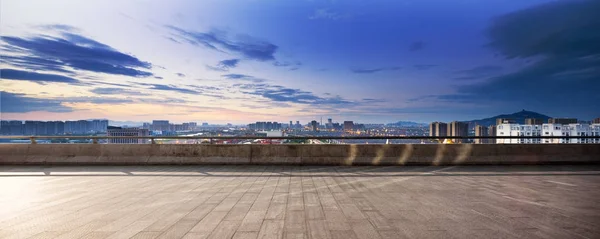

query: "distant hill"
(463, 110), (551, 127)
(387, 121), (428, 127)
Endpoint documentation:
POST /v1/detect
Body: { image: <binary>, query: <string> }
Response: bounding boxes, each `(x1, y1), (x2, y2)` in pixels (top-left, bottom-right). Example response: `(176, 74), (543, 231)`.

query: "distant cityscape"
(1, 111), (599, 144)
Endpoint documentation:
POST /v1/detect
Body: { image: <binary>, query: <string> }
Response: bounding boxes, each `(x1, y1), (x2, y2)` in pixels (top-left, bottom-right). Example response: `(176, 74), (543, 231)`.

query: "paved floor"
(0, 165), (599, 239)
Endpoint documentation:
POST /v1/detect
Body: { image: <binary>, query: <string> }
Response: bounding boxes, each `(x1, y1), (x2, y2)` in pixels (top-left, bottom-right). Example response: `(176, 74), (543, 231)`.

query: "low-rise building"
(107, 126), (149, 144)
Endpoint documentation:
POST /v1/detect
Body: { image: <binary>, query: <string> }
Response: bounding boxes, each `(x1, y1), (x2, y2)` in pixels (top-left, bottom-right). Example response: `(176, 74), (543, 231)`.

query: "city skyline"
(2, 0), (599, 123)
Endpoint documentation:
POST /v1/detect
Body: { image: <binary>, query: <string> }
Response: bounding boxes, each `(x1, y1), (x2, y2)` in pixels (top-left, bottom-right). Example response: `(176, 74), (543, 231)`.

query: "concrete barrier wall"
(0, 144), (599, 165)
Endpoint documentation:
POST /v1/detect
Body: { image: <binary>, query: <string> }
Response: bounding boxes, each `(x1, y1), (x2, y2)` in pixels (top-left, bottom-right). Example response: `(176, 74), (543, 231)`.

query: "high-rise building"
(107, 126), (149, 144)
(548, 118), (577, 124)
(289, 121), (293, 129)
(76, 120), (88, 134)
(0, 121), (23, 135)
(496, 118), (515, 125)
(311, 120), (318, 132)
(525, 118), (544, 125)
(429, 122), (448, 138)
(24, 121), (39, 135)
(474, 125), (488, 144)
(488, 125), (497, 144)
(152, 120), (170, 131)
(343, 121), (354, 131)
(447, 121), (469, 143)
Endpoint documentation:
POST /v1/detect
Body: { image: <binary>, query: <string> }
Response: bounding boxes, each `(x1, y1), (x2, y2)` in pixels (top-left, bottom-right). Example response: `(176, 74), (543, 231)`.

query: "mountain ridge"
(463, 109), (551, 127)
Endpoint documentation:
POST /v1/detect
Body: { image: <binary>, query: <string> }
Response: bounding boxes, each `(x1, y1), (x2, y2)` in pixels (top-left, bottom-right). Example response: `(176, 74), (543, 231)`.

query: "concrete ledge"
(1, 144), (599, 165)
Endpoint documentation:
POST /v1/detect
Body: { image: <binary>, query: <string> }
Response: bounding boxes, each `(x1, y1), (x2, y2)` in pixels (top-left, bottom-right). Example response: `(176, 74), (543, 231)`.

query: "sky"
(1, 0), (599, 124)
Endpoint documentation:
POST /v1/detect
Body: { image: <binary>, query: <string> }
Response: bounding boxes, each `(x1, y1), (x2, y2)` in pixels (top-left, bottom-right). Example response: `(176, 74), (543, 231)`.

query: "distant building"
(0, 121), (23, 135)
(525, 118), (544, 125)
(429, 122), (448, 138)
(594, 118), (600, 124)
(202, 122), (209, 126)
(248, 122), (282, 131)
(107, 126), (149, 144)
(447, 121), (469, 143)
(152, 120), (170, 131)
(542, 123), (600, 144)
(496, 123), (542, 144)
(496, 118), (515, 125)
(487, 125), (497, 144)
(343, 121), (354, 131)
(548, 118), (577, 125)
(332, 123), (341, 131)
(311, 120), (318, 132)
(474, 125), (488, 144)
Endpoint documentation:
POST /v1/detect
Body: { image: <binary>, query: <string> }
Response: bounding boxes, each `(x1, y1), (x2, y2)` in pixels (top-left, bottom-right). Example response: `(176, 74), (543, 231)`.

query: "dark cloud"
(1, 29), (153, 77)
(439, 0), (600, 118)
(409, 41), (426, 51)
(454, 65), (503, 80)
(154, 76), (163, 79)
(351, 66), (401, 74)
(140, 83), (199, 95)
(1, 68), (80, 84)
(90, 87), (150, 96)
(167, 26), (277, 61)
(176, 73), (186, 77)
(0, 91), (72, 113)
(413, 64), (437, 70)
(206, 59), (240, 71)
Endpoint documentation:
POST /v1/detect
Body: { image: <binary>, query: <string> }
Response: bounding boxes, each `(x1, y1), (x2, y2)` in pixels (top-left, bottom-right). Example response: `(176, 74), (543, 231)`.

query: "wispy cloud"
(206, 59), (240, 71)
(0, 91), (72, 113)
(309, 9), (350, 20)
(233, 83), (353, 105)
(1, 68), (80, 84)
(167, 26), (278, 61)
(140, 83), (199, 95)
(221, 74), (265, 83)
(90, 87), (150, 96)
(351, 66), (401, 74)
(1, 28), (153, 77)
(273, 61), (302, 71)
(413, 64), (437, 70)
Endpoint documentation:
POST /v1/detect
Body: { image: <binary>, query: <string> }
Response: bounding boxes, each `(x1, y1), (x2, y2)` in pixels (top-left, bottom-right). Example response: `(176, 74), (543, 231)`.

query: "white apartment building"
(541, 123), (568, 143)
(496, 124), (542, 144)
(497, 123), (600, 144)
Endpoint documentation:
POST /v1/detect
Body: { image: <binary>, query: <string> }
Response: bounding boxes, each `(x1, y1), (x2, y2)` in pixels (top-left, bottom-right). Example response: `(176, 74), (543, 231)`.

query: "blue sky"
(1, 0), (599, 123)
